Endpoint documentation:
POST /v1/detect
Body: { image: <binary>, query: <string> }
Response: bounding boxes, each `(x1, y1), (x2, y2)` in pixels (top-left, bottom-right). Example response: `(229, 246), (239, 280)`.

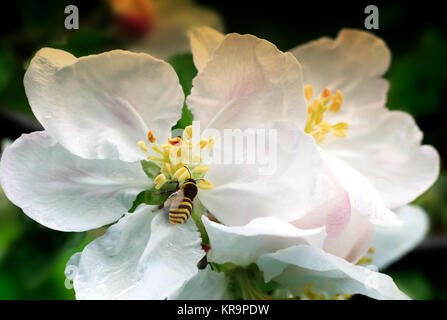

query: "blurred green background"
(0, 0), (446, 299)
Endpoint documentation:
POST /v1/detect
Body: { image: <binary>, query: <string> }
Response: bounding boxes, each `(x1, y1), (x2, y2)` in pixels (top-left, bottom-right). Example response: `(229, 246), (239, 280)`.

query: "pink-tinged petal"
(322, 152), (400, 227)
(24, 48), (183, 162)
(324, 209), (374, 263)
(187, 33), (307, 132)
(188, 26), (224, 72)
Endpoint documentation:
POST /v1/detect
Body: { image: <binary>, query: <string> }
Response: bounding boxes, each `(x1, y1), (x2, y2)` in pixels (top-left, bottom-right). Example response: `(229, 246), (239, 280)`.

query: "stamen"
(154, 173), (167, 190)
(152, 145), (167, 158)
(147, 130), (157, 143)
(162, 162), (172, 175)
(137, 127), (214, 192)
(197, 180), (214, 190)
(182, 125), (193, 141)
(304, 86), (349, 143)
(304, 84), (313, 101)
(173, 167), (188, 179)
(168, 137), (182, 145)
(193, 165), (210, 173)
(321, 88), (330, 98)
(206, 137), (215, 150)
(138, 140), (148, 152)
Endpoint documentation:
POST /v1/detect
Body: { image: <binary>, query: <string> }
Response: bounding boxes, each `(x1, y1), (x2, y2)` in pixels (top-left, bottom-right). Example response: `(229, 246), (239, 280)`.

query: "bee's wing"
(166, 189), (185, 211)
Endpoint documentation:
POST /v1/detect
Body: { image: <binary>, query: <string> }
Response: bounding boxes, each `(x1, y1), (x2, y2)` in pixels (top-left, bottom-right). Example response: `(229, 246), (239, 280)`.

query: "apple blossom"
(0, 42), (350, 299)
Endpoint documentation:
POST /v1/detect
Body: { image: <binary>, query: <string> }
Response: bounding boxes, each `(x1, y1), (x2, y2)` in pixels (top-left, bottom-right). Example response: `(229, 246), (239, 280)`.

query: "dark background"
(0, 0), (446, 299)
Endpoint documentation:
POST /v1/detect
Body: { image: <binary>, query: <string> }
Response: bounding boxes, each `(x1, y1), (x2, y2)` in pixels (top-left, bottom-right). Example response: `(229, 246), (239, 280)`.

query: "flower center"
(303, 85), (349, 144)
(137, 126), (214, 190)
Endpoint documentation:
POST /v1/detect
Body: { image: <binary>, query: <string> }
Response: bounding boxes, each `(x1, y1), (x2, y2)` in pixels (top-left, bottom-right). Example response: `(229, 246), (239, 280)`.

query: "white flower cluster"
(0, 27), (439, 300)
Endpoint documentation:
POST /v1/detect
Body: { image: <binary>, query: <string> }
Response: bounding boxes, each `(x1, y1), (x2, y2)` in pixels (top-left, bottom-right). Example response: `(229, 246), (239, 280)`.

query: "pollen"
(147, 130), (157, 143)
(304, 85), (349, 144)
(168, 137), (182, 145)
(136, 126), (215, 190)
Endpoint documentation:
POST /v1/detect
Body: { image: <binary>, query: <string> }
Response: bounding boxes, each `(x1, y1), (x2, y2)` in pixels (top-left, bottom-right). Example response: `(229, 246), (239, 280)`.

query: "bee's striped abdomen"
(169, 196), (193, 225)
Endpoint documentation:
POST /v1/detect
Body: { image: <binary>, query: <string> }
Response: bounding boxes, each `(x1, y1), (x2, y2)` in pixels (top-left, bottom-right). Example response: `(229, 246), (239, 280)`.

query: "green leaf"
(168, 54), (197, 130)
(140, 160), (161, 179)
(129, 182), (179, 212)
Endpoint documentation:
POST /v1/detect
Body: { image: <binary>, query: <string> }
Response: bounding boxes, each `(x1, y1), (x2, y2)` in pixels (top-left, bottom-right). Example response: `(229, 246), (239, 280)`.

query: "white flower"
(185, 27), (439, 299)
(0, 41), (345, 299)
(188, 26), (439, 210)
(109, 0), (224, 59)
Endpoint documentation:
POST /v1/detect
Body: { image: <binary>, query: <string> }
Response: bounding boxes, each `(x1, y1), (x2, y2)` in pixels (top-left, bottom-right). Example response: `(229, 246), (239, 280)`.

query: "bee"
(153, 167), (199, 226)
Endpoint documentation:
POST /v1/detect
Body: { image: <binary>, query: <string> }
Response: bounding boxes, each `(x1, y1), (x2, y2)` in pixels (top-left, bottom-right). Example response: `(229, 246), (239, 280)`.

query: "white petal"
(187, 33), (307, 132)
(169, 265), (228, 300)
(258, 245), (409, 300)
(71, 205), (204, 299)
(198, 122), (337, 225)
(290, 29), (390, 115)
(188, 26), (224, 72)
(0, 131), (150, 231)
(322, 152), (400, 227)
(130, 0), (224, 59)
(373, 205), (428, 270)
(24, 48), (183, 162)
(203, 216), (326, 266)
(322, 109), (440, 209)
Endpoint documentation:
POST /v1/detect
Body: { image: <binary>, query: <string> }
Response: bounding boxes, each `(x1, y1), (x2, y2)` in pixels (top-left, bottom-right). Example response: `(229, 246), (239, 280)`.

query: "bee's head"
(183, 178), (196, 184)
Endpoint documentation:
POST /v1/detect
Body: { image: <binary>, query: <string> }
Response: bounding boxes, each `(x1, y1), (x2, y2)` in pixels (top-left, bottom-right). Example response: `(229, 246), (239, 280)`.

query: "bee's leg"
(152, 203), (164, 212)
(155, 189), (177, 195)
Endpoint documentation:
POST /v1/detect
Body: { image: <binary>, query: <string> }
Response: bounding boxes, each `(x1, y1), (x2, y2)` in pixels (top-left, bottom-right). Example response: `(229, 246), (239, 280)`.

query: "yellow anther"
(206, 137), (215, 150)
(304, 84), (313, 101)
(192, 165), (210, 173)
(317, 122), (332, 134)
(173, 167), (188, 179)
(161, 142), (172, 152)
(199, 139), (208, 149)
(356, 256), (373, 265)
(147, 130), (157, 143)
(368, 247), (375, 254)
(178, 171), (191, 183)
(182, 125), (193, 141)
(137, 140), (148, 152)
(169, 146), (182, 165)
(137, 129), (214, 193)
(333, 122), (349, 130)
(162, 162), (172, 175)
(333, 129), (347, 137)
(328, 101), (341, 113)
(304, 86), (348, 143)
(197, 180), (214, 190)
(154, 174), (167, 190)
(336, 89), (343, 104)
